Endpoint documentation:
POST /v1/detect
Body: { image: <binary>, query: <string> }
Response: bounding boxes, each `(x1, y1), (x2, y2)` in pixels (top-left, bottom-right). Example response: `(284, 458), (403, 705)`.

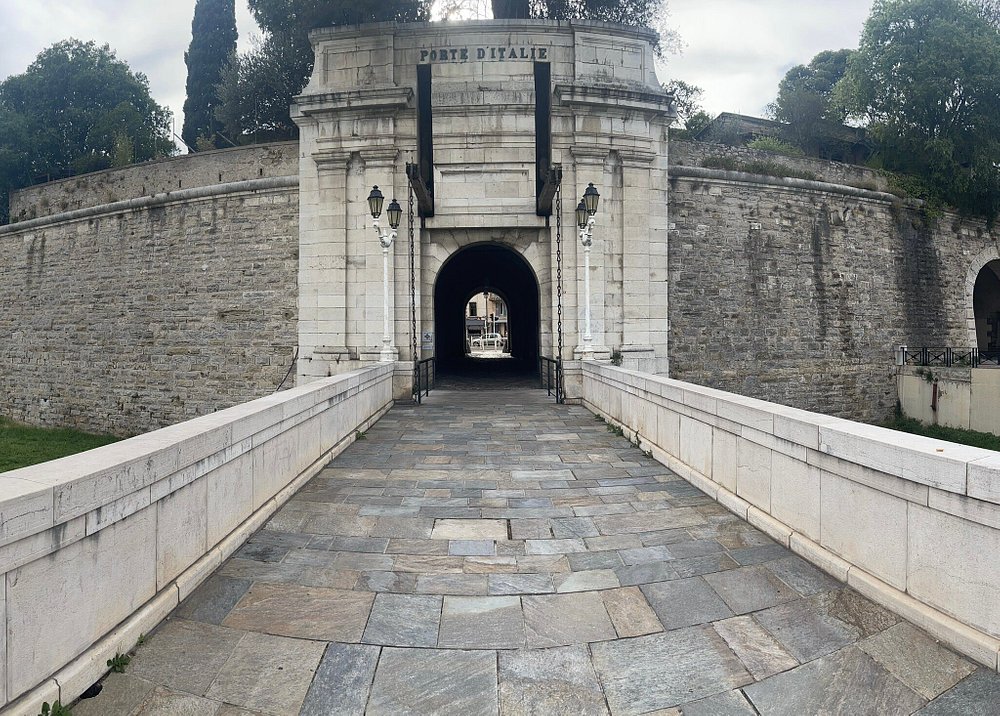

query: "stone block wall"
(0, 146), (300, 436)
(667, 141), (997, 422)
(899, 366), (1000, 434)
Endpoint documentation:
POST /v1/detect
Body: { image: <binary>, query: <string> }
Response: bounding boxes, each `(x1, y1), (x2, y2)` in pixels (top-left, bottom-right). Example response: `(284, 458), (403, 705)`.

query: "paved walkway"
(77, 390), (1000, 715)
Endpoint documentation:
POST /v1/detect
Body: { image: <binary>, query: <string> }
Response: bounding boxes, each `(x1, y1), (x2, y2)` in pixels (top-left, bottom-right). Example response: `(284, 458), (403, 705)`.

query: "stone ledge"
(668, 165), (920, 206)
(0, 176), (299, 236)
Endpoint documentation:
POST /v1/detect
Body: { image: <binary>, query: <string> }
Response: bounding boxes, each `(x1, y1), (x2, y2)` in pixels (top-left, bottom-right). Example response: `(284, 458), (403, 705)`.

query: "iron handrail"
(898, 346), (1000, 368)
(539, 356), (564, 403)
(413, 357), (435, 404)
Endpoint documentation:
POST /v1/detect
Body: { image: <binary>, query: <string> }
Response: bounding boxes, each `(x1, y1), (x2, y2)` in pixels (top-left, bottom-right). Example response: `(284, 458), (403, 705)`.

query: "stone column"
(298, 149), (351, 381)
(620, 150), (661, 372)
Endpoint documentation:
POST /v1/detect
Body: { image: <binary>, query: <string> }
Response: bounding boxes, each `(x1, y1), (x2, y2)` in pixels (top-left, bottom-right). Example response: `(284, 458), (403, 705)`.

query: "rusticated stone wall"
(1, 144), (299, 436)
(667, 140), (997, 422)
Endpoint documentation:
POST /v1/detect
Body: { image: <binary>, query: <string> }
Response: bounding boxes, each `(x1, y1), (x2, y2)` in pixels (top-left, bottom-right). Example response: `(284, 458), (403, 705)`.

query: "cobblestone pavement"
(77, 390), (1000, 715)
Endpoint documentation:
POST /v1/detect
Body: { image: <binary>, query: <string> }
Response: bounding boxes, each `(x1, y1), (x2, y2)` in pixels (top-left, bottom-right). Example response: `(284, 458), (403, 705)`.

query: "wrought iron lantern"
(583, 182), (600, 216)
(367, 185), (384, 219)
(386, 198), (402, 230)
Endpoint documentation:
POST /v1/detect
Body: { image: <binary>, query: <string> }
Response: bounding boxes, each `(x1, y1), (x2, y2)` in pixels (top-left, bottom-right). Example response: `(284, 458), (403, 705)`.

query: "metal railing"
(539, 356), (564, 403)
(898, 346), (1000, 368)
(413, 357), (435, 404)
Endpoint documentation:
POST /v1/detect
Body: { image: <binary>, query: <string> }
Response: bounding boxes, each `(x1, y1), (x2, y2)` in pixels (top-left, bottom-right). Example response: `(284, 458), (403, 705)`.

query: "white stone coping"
(581, 362), (1000, 672)
(0, 363), (395, 713)
(0, 176), (299, 236)
(308, 18), (660, 44)
(668, 165), (922, 207)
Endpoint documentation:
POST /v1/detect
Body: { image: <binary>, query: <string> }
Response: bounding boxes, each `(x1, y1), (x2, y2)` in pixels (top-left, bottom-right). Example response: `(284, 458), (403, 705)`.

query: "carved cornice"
(554, 83), (673, 118)
(570, 146), (609, 165)
(294, 86), (413, 118)
(312, 150), (353, 170)
(358, 148), (400, 167)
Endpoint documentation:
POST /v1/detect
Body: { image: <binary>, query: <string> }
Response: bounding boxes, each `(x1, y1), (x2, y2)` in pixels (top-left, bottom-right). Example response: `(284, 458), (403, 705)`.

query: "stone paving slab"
(77, 389), (995, 715)
(368, 648), (498, 715)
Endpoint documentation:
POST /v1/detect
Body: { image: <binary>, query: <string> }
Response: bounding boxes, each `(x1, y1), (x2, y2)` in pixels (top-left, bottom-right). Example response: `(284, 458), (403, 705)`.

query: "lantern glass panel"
(576, 201), (588, 229)
(583, 183), (600, 215)
(367, 186), (384, 218)
(386, 199), (402, 229)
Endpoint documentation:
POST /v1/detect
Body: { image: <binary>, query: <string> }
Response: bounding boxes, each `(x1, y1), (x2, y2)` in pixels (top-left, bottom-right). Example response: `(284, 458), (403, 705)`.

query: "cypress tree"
(182, 0), (237, 150)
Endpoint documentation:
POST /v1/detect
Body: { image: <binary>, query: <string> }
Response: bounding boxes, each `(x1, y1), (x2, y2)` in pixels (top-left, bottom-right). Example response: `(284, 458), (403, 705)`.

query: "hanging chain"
(555, 176), (564, 402)
(409, 186), (417, 364)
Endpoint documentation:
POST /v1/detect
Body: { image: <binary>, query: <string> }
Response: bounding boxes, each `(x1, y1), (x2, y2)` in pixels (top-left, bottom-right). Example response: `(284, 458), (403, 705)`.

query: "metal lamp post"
(368, 186), (402, 362)
(577, 182), (600, 359)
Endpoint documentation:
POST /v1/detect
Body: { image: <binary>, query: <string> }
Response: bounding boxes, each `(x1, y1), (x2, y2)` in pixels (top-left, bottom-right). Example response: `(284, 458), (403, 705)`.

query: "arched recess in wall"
(433, 243), (540, 369)
(973, 258), (1000, 352)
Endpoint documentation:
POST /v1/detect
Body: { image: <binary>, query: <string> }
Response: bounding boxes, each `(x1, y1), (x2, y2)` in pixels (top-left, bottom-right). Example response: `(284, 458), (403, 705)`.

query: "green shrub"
(746, 136), (805, 157)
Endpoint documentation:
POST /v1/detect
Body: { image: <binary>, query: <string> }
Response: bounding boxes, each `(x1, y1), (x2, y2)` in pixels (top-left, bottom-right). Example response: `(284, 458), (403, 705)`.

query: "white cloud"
(659, 0), (874, 117)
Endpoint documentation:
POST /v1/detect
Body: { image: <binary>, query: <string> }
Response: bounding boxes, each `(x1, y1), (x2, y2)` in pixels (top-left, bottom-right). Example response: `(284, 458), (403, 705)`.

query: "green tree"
(663, 80), (704, 126)
(770, 50), (851, 126)
(0, 40), (173, 223)
(840, 0), (1000, 219)
(217, 0), (429, 142)
(492, 0), (529, 17)
(768, 49), (853, 155)
(182, 0), (238, 150)
(490, 0), (668, 29)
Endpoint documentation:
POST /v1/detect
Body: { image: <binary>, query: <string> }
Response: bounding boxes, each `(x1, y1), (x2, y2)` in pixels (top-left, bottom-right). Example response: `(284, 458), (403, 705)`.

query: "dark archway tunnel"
(434, 243), (540, 380)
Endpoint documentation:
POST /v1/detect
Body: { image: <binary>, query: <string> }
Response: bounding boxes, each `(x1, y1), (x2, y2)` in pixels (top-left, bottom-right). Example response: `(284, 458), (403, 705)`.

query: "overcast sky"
(0, 0), (875, 151)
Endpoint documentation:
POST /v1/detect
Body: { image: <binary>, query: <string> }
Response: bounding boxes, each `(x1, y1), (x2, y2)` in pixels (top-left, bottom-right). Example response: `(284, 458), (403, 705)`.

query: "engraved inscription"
(418, 46), (548, 63)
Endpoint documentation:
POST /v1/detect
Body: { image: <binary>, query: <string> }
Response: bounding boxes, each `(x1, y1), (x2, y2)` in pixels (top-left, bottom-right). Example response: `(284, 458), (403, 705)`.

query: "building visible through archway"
(434, 243), (540, 380)
(973, 259), (1000, 352)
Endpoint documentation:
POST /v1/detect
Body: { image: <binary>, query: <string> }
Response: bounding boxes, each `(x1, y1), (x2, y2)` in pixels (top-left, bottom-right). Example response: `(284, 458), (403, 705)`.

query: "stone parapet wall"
(0, 173), (300, 436)
(670, 139), (887, 191)
(899, 366), (1000, 434)
(666, 159), (996, 423)
(0, 364), (394, 716)
(9, 142), (298, 223)
(583, 362), (1000, 673)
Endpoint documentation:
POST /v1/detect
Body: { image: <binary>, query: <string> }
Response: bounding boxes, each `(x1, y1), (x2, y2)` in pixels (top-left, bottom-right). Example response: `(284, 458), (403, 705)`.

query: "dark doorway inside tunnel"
(974, 259), (1000, 353)
(434, 243), (540, 387)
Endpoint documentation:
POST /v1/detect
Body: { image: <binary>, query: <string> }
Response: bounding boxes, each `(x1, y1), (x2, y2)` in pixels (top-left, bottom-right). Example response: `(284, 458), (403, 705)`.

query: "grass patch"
(0, 416), (120, 472)
(880, 415), (1000, 452)
(700, 155), (817, 181)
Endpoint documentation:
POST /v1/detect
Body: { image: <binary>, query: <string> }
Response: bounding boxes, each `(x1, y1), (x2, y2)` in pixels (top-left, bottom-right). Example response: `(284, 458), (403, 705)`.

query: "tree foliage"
(770, 50), (851, 126)
(663, 80), (703, 125)
(0, 40), (172, 223)
(767, 49), (853, 156)
(492, 0), (666, 28)
(840, 0), (1000, 219)
(182, 0), (238, 150)
(662, 79), (709, 138)
(217, 0), (429, 142)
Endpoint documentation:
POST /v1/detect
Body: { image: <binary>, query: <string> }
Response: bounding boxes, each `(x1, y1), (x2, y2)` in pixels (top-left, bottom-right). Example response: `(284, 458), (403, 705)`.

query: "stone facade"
(292, 20), (672, 379)
(0, 144), (299, 435)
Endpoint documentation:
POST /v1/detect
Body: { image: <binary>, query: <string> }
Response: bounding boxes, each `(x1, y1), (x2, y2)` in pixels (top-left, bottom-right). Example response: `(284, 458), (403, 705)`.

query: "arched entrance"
(434, 243), (540, 381)
(973, 259), (1000, 353)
